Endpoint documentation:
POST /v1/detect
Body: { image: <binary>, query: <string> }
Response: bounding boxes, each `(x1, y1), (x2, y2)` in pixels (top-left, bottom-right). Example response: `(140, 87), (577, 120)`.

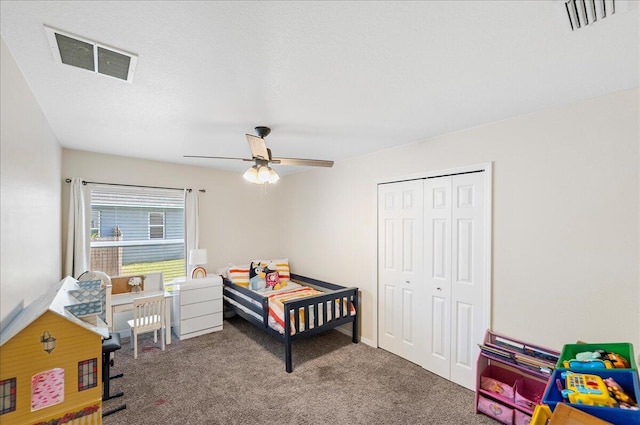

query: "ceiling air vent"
(44, 25), (137, 82)
(564, 0), (615, 31)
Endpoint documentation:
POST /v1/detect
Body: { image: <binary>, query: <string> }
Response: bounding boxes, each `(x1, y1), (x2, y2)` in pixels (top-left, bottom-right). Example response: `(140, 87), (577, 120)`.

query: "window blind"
(89, 184), (185, 283)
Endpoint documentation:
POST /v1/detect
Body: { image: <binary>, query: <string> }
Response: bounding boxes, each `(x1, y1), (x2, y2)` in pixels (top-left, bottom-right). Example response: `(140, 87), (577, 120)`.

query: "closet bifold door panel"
(422, 176), (452, 380)
(424, 172), (485, 391)
(377, 180), (426, 366)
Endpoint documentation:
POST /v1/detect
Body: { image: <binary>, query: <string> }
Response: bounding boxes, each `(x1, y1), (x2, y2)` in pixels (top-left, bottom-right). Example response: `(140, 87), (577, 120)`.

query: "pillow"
(228, 264), (250, 288)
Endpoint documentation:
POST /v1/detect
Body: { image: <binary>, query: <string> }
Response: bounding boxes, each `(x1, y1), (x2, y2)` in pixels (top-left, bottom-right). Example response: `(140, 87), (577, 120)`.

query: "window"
(78, 359), (98, 391)
(148, 212), (165, 239)
(90, 210), (101, 238)
(89, 185), (185, 283)
(0, 378), (16, 415)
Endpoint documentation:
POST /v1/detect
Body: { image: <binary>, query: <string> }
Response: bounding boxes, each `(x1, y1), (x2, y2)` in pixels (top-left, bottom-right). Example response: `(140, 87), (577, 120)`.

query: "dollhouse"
(0, 277), (109, 425)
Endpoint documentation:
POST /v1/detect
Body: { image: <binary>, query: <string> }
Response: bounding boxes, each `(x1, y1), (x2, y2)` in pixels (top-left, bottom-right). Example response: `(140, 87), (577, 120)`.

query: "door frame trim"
(372, 162), (493, 349)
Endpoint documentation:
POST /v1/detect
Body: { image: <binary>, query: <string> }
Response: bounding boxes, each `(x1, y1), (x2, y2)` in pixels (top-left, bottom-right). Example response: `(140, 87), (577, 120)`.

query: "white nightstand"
(171, 275), (223, 340)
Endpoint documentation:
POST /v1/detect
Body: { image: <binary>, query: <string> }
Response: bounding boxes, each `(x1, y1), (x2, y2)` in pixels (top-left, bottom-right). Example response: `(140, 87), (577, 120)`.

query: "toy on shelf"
(598, 350), (630, 369)
(544, 343), (640, 425)
(603, 377), (638, 409)
(560, 372), (617, 407)
(562, 350), (631, 370)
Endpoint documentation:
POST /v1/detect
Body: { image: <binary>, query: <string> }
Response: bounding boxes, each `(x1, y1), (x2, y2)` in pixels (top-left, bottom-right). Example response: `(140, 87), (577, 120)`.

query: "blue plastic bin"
(542, 369), (640, 425)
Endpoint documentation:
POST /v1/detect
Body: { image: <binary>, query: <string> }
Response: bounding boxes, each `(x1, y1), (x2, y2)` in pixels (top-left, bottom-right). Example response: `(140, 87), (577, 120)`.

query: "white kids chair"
(126, 294), (165, 359)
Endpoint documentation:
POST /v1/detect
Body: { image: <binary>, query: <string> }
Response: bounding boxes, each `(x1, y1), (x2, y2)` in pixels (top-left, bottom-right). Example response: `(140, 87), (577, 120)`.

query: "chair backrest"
(131, 294), (164, 332)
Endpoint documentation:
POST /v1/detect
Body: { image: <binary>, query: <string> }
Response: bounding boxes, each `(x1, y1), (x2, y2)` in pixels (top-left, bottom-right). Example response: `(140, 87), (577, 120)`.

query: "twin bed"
(222, 273), (359, 372)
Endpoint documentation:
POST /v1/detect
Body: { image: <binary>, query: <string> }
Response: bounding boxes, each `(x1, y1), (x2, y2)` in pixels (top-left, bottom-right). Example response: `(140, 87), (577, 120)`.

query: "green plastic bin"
(556, 342), (637, 372)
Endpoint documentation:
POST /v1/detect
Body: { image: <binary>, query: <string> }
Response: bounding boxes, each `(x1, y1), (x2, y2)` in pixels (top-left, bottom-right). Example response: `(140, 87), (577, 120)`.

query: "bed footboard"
(223, 273), (359, 372)
(283, 274), (358, 372)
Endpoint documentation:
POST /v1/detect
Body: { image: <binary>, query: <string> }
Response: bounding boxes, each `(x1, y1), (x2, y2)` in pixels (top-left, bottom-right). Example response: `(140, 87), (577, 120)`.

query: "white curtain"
(184, 188), (199, 272)
(64, 178), (91, 277)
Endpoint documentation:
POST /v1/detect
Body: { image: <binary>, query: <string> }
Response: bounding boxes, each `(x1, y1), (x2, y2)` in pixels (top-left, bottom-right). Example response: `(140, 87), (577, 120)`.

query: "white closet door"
(450, 172), (485, 390)
(423, 172), (485, 390)
(377, 180), (425, 365)
(423, 176), (452, 379)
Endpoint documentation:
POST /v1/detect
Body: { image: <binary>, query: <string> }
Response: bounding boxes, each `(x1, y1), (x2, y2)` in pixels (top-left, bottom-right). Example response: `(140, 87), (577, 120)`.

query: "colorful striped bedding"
(267, 286), (356, 335)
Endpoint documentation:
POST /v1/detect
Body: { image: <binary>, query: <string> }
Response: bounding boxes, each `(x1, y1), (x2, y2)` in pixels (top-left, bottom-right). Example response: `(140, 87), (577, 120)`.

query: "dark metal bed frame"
(223, 273), (358, 372)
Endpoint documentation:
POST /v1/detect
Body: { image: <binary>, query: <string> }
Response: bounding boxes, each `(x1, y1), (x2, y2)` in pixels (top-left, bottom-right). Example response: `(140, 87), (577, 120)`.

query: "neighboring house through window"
(89, 185), (185, 283)
(148, 212), (165, 239)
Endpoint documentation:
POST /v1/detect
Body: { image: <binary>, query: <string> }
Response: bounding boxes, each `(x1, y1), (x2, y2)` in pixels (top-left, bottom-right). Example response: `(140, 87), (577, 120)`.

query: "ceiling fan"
(184, 126), (334, 184)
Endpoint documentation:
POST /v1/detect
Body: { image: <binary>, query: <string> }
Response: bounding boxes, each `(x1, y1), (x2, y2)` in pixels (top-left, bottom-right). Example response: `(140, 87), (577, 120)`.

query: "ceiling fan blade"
(184, 155), (253, 162)
(271, 157), (334, 167)
(246, 134), (269, 160)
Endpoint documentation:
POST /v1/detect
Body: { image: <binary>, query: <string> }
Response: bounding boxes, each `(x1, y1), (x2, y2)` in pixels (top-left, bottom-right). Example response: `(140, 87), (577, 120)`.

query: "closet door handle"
(405, 280), (411, 284)
(436, 287), (442, 291)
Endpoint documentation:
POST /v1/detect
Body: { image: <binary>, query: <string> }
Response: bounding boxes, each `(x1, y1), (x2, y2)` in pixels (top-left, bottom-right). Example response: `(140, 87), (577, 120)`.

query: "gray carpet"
(103, 316), (497, 424)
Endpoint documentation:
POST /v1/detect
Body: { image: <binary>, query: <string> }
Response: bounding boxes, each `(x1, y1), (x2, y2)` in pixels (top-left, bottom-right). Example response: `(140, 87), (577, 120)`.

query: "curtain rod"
(64, 178), (205, 193)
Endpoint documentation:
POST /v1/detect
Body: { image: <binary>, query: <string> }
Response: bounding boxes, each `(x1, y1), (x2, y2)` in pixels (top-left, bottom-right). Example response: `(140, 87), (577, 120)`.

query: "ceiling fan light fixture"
(243, 165), (259, 183)
(185, 126), (332, 182)
(268, 168), (280, 184)
(257, 165), (271, 184)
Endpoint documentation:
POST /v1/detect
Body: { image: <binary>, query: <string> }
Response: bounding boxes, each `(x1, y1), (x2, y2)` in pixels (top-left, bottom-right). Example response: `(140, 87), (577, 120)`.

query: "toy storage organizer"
(555, 342), (637, 372)
(476, 331), (560, 425)
(542, 342), (640, 425)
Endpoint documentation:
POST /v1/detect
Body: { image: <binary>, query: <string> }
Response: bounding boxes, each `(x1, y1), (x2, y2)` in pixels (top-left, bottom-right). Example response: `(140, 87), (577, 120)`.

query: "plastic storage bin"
(478, 394), (514, 425)
(556, 343), (637, 372)
(481, 364), (521, 401)
(515, 376), (547, 410)
(529, 405), (552, 425)
(514, 409), (532, 425)
(542, 369), (640, 425)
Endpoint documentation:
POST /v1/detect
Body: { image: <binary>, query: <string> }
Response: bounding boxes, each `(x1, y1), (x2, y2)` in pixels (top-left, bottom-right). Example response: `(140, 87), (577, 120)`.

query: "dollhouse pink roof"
(0, 276), (109, 346)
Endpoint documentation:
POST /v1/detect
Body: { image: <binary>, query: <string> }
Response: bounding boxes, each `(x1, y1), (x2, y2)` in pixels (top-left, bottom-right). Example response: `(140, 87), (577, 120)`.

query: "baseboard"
(359, 336), (374, 347)
(334, 326), (374, 348)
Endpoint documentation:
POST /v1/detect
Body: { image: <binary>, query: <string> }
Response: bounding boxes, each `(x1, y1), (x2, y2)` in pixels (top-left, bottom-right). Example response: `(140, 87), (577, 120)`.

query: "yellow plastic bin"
(530, 404), (552, 425)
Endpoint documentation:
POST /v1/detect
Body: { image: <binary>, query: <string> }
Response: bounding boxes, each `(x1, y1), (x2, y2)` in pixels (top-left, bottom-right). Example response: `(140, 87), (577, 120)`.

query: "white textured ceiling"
(1, 1), (638, 175)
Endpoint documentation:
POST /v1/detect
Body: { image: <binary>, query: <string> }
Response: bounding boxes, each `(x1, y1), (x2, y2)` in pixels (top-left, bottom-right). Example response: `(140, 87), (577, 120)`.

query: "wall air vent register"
(564, 0), (616, 31)
(44, 25), (137, 82)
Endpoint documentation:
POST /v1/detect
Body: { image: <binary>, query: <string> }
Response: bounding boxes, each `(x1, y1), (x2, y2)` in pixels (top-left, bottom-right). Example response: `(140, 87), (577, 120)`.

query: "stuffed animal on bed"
(265, 261), (282, 290)
(249, 262), (266, 291)
(265, 261), (284, 290)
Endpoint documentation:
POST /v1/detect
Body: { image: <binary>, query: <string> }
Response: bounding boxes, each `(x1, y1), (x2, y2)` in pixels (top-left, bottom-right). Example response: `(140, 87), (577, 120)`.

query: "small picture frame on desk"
(191, 266), (207, 279)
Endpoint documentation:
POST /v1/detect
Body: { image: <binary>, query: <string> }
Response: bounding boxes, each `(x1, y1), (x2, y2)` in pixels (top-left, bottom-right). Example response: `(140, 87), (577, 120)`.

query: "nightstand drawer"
(180, 285), (222, 305)
(182, 299), (221, 320)
(181, 312), (222, 334)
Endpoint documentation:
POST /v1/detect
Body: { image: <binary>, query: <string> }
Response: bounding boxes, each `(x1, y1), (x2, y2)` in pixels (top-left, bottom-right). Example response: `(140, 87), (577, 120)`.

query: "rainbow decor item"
(191, 266), (207, 279)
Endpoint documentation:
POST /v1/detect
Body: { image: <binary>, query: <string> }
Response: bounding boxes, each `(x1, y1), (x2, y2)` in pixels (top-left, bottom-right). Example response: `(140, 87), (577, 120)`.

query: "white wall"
(278, 88), (640, 354)
(0, 37), (62, 328)
(61, 149), (285, 275)
(3, 25), (638, 361)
